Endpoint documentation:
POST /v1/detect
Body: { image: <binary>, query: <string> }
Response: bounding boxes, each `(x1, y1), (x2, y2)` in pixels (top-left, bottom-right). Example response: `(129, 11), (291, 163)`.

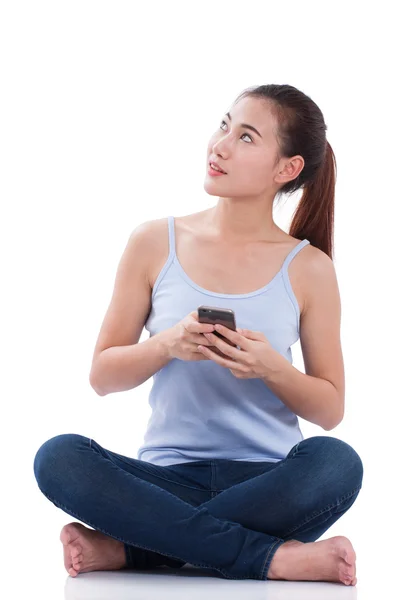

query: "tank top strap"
(167, 215), (176, 258)
(282, 238), (310, 270)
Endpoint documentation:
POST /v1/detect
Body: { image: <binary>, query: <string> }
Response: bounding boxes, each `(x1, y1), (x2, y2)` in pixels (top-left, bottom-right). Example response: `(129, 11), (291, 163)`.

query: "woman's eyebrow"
(225, 112), (263, 139)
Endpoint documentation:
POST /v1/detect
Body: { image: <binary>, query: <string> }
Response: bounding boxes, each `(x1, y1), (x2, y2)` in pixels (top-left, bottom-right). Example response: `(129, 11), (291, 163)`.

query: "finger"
(198, 345), (247, 371)
(204, 333), (243, 365)
(229, 368), (246, 378)
(213, 324), (246, 347)
(205, 331), (242, 358)
(186, 322), (214, 335)
(237, 327), (262, 340)
(201, 324), (216, 333)
(194, 323), (215, 334)
(198, 333), (215, 346)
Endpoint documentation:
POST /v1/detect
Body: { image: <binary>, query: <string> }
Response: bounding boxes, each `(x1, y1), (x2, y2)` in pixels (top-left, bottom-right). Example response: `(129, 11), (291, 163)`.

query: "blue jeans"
(33, 433), (363, 581)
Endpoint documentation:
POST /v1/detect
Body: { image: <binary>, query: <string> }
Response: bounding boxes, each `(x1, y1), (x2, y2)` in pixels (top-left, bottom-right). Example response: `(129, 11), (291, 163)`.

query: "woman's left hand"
(198, 324), (276, 379)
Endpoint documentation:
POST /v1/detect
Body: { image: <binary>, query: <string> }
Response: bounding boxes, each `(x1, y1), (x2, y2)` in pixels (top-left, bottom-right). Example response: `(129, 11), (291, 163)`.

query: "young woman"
(34, 84), (363, 585)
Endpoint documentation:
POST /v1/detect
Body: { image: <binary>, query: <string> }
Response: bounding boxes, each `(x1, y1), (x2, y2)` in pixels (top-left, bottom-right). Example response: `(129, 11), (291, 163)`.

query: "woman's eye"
(219, 120), (252, 143)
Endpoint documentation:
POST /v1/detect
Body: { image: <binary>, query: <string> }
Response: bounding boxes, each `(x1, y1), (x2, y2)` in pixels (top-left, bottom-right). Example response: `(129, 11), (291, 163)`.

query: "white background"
(1, 1), (398, 598)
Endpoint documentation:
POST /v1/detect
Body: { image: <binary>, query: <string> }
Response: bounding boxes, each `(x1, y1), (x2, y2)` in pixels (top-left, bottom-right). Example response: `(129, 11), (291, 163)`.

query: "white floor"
(20, 557), (384, 600)
(63, 566), (361, 600)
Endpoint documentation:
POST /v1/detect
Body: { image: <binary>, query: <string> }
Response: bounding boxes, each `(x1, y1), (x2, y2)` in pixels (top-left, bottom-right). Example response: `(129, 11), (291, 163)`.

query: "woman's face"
(204, 95), (302, 199)
(204, 96), (280, 198)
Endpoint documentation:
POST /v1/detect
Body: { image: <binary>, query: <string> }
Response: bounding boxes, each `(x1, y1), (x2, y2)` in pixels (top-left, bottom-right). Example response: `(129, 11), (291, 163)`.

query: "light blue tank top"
(137, 216), (310, 466)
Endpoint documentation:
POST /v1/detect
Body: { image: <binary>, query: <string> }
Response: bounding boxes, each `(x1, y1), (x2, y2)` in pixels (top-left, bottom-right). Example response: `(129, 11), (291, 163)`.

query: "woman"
(33, 83), (363, 584)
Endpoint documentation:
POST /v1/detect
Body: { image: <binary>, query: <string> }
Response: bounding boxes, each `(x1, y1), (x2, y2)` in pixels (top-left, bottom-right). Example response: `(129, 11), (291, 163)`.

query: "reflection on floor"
(64, 564), (360, 600)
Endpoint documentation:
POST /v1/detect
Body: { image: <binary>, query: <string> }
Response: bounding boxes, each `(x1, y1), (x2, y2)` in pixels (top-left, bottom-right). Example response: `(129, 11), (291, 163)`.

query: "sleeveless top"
(137, 216), (310, 465)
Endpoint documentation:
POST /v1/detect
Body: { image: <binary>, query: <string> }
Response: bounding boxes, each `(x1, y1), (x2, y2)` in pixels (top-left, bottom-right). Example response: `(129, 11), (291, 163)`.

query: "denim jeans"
(33, 433), (363, 581)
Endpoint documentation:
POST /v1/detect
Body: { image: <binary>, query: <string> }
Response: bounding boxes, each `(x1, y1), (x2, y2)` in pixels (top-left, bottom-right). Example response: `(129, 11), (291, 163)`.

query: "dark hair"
(233, 84), (337, 260)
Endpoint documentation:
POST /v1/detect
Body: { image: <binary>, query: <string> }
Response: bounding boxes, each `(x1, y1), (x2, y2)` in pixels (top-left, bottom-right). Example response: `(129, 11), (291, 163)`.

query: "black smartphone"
(197, 305), (237, 349)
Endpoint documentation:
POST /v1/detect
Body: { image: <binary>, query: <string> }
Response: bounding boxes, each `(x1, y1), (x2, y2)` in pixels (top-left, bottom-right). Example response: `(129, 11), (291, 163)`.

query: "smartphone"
(197, 305), (238, 355)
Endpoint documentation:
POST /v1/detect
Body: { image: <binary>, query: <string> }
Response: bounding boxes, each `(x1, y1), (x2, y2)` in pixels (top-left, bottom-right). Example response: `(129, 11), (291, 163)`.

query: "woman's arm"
(262, 249), (344, 431)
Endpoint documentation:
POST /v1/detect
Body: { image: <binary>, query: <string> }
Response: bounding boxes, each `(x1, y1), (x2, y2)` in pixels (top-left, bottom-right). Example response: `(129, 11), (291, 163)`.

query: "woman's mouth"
(208, 164), (227, 177)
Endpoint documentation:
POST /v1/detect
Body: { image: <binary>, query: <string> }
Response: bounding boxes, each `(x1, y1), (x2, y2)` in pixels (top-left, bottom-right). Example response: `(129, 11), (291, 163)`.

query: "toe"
(340, 565), (354, 585)
(342, 542), (356, 565)
(341, 559), (355, 578)
(71, 544), (82, 559)
(72, 553), (83, 570)
(60, 528), (70, 545)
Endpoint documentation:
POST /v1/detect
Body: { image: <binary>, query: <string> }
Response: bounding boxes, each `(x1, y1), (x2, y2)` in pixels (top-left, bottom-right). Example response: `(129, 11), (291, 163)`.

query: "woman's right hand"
(164, 310), (217, 361)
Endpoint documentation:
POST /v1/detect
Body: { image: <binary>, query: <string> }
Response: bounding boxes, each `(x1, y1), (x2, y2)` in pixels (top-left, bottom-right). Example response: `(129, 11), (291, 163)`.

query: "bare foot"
(268, 536), (357, 586)
(60, 522), (127, 577)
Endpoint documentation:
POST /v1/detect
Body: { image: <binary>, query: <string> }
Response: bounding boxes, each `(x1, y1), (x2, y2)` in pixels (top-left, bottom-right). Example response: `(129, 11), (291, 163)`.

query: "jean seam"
(94, 449), (209, 493)
(39, 487), (245, 580)
(258, 538), (284, 580)
(122, 462), (209, 493)
(291, 441), (302, 458)
(280, 485), (362, 539)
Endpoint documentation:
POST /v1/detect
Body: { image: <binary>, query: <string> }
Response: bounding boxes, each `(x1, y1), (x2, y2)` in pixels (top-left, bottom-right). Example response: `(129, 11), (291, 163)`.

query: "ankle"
(268, 540), (302, 579)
